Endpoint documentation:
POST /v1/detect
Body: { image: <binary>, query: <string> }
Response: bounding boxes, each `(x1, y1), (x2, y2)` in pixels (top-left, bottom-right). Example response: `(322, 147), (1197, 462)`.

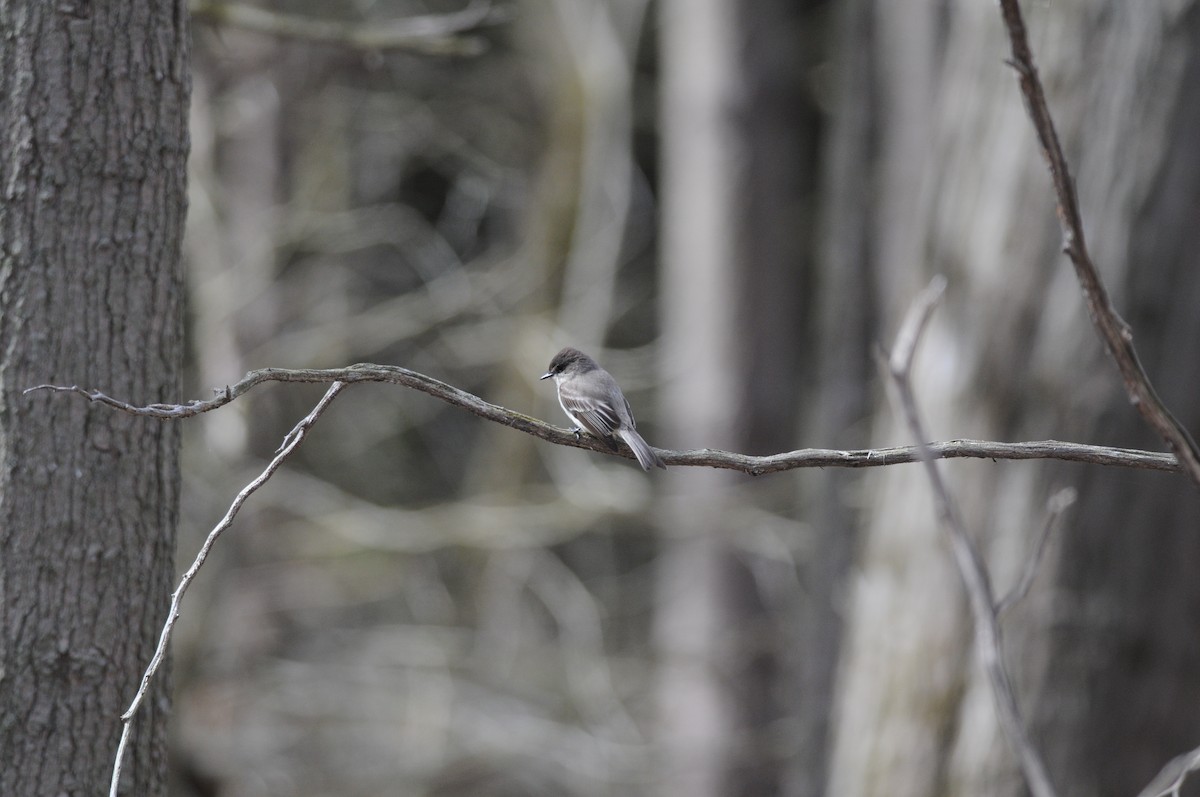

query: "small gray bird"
(540, 347), (667, 471)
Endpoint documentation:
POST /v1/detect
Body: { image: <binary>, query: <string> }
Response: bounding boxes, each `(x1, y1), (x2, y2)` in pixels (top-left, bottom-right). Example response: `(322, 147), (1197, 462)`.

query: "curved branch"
(107, 381), (347, 797)
(189, 0), (504, 56)
(25, 364), (1180, 475)
(997, 0), (1200, 487)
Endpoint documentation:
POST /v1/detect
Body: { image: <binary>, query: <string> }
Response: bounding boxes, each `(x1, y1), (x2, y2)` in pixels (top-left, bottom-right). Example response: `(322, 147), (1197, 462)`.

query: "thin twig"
(1137, 743), (1200, 797)
(107, 382), (347, 797)
(880, 275), (1059, 797)
(996, 0), (1200, 488)
(189, 0), (505, 56)
(24, 365), (1180, 475)
(996, 487), (1075, 618)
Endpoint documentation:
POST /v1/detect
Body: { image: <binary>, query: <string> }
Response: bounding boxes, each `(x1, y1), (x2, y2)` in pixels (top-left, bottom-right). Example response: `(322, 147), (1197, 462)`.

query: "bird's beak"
(539, 371), (554, 380)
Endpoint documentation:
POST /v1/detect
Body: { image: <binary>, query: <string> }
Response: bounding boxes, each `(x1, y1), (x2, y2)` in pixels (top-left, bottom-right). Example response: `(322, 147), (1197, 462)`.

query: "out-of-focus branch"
(880, 275), (1059, 797)
(551, 0), (648, 351)
(189, 0), (505, 56)
(996, 0), (1200, 488)
(996, 487), (1075, 618)
(107, 382), (347, 797)
(26, 364), (1180, 475)
(1138, 744), (1200, 797)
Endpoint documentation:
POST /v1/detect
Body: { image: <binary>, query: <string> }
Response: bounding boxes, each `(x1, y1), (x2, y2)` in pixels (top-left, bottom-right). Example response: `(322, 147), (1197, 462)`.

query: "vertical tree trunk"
(0, 3), (190, 795)
(803, 0), (878, 793)
(656, 0), (821, 795)
(655, 1), (741, 794)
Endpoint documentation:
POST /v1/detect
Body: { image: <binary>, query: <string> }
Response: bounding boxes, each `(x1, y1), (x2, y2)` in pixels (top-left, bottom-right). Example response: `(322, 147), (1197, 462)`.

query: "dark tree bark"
(0, 3), (190, 795)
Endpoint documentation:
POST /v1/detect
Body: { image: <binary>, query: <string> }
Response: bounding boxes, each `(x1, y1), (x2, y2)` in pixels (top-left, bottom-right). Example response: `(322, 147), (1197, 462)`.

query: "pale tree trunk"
(825, 2), (1200, 796)
(0, 3), (190, 795)
(656, 0), (820, 795)
(655, 1), (741, 794)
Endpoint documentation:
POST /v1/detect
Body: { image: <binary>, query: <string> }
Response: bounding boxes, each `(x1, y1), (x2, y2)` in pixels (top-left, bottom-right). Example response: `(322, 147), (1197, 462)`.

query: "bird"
(540, 347), (667, 471)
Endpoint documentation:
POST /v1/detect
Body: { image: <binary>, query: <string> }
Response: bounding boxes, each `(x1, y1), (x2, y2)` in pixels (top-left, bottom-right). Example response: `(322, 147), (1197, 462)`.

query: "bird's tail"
(618, 429), (667, 471)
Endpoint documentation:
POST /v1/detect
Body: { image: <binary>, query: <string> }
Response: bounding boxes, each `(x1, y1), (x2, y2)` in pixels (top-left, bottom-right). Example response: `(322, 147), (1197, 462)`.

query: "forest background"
(3, 0), (1200, 796)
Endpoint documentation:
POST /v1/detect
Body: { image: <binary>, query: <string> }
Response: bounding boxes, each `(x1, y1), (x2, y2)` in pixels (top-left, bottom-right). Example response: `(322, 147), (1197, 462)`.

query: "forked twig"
(880, 275), (1059, 797)
(107, 382), (347, 797)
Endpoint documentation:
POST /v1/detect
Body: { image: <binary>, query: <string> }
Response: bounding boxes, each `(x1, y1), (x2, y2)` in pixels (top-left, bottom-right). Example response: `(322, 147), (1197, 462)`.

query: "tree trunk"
(655, 1), (741, 793)
(656, 0), (821, 794)
(0, 3), (190, 795)
(825, 2), (1200, 796)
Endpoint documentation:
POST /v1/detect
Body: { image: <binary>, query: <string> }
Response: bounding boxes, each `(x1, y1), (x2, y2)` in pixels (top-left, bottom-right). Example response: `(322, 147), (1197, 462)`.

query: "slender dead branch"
(25, 364), (1181, 475)
(880, 276), (1059, 797)
(1138, 743), (1200, 797)
(107, 382), (347, 797)
(996, 487), (1075, 618)
(996, 0), (1200, 488)
(189, 0), (504, 56)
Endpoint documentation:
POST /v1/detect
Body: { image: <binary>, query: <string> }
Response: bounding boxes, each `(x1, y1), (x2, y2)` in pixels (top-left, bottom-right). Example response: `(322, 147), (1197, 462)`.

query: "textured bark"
(826, 2), (1200, 796)
(0, 3), (189, 795)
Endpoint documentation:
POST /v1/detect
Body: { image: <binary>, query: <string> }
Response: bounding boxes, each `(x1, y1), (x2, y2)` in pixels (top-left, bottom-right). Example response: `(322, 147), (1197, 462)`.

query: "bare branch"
(1138, 744), (1200, 797)
(996, 487), (1075, 618)
(107, 382), (348, 797)
(25, 364), (1181, 475)
(996, 0), (1200, 488)
(189, 0), (504, 56)
(880, 276), (1059, 797)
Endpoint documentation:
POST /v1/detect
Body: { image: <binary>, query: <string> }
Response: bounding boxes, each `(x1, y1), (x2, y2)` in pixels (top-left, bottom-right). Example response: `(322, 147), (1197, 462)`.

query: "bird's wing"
(560, 393), (621, 449)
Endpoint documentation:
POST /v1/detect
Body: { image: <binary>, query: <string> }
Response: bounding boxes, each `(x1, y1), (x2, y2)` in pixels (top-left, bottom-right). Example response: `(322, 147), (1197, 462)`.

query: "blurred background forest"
(170, 1), (1200, 796)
